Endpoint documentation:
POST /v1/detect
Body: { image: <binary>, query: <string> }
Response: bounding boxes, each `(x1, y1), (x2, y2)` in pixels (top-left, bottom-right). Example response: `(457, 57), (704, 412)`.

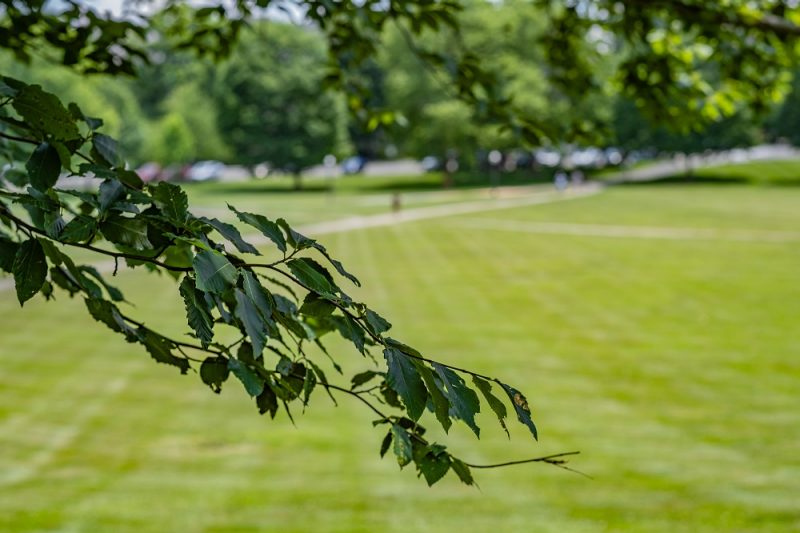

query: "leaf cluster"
(0, 77), (558, 486)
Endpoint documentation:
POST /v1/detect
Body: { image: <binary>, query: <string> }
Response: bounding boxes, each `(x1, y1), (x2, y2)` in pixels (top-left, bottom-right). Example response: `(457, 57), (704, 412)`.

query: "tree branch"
(263, 264), (497, 381)
(0, 130), (39, 145)
(0, 207), (193, 272)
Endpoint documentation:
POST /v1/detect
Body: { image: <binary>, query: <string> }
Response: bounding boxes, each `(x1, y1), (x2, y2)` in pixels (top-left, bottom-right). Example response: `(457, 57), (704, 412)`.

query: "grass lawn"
(1, 176), (799, 531)
(629, 158), (800, 187)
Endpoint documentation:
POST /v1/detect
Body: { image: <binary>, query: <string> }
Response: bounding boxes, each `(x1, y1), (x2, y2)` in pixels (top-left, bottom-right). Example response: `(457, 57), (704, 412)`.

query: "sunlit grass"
(1, 179), (798, 531)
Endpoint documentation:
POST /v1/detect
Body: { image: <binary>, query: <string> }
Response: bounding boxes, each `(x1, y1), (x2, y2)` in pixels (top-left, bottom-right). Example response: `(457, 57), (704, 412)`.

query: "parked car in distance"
(342, 155), (367, 175)
(135, 162), (162, 183)
(186, 161), (225, 182)
(421, 155), (441, 172)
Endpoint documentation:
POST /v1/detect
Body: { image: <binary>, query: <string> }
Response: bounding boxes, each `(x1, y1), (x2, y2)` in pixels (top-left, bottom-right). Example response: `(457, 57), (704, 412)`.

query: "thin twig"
(0, 131), (38, 145)
(0, 208), (192, 272)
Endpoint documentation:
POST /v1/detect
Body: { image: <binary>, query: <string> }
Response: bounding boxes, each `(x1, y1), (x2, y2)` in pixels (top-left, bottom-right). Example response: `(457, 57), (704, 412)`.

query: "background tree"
(160, 83), (232, 163)
(766, 70), (800, 145)
(378, 0), (616, 171)
(146, 112), (196, 166)
(214, 22), (351, 187)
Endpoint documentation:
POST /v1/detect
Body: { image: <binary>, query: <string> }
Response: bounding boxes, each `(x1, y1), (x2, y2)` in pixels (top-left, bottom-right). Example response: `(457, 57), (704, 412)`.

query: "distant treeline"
(3, 2), (798, 173)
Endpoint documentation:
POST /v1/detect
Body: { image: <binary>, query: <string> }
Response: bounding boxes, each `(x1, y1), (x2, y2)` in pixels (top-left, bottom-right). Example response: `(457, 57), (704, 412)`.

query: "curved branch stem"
(465, 451), (580, 469)
(118, 311), (226, 359)
(465, 451), (590, 478)
(0, 131), (39, 145)
(0, 207), (192, 272)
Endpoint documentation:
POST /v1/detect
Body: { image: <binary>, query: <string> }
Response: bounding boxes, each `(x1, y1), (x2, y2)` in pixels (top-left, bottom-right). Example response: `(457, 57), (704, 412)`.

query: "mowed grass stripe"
(0, 184), (799, 531)
(453, 218), (800, 242)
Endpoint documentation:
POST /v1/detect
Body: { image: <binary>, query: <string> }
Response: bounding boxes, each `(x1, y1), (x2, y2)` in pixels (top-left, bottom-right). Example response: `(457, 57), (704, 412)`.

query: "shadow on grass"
(361, 173), (554, 192)
(617, 174), (749, 186)
(616, 173), (800, 187)
(207, 183), (333, 195)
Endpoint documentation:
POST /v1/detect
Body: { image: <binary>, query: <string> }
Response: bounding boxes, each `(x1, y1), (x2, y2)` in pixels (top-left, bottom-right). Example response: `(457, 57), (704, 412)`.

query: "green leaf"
(163, 242), (194, 271)
(417, 446), (451, 486)
(500, 382), (538, 440)
(450, 458), (474, 486)
(414, 361), (452, 432)
(44, 212), (65, 239)
(40, 280), (53, 300)
(199, 216), (259, 255)
(241, 270), (273, 319)
(391, 424), (413, 468)
(99, 180), (125, 212)
(137, 328), (190, 374)
(80, 266), (124, 301)
(179, 276), (214, 347)
(85, 298), (131, 335)
(68, 102), (102, 131)
(385, 337), (422, 358)
(333, 314), (365, 354)
(26, 143), (61, 191)
(234, 288), (267, 357)
(256, 383), (279, 418)
(276, 218), (314, 250)
(50, 266), (79, 295)
(350, 370), (382, 389)
(78, 164), (115, 182)
(51, 141), (73, 171)
(302, 368), (317, 406)
(286, 257), (337, 296)
(299, 292), (336, 318)
(60, 215), (97, 243)
(276, 359), (306, 399)
(364, 308), (391, 336)
(92, 134), (121, 167)
(12, 84), (81, 140)
(380, 430), (393, 458)
(228, 205), (286, 253)
(200, 356), (229, 393)
(13, 238), (47, 305)
(473, 376), (509, 437)
(150, 181), (188, 225)
(228, 358), (264, 397)
(433, 364), (481, 437)
(0, 237), (20, 273)
(38, 238), (63, 266)
(0, 78), (19, 97)
(312, 241), (361, 287)
(237, 341), (257, 365)
(384, 347), (428, 421)
(381, 382), (403, 408)
(2, 167), (27, 187)
(116, 169), (144, 190)
(273, 294), (313, 340)
(193, 250), (237, 293)
(100, 213), (151, 250)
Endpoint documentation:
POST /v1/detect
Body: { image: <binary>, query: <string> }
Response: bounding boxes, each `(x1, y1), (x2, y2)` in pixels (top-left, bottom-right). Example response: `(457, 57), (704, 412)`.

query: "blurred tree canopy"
(212, 22), (351, 183)
(3, 0), (800, 170)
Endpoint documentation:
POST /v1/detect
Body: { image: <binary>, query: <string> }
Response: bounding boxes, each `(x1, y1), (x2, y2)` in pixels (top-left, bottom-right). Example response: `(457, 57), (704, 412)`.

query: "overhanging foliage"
(0, 76), (577, 485)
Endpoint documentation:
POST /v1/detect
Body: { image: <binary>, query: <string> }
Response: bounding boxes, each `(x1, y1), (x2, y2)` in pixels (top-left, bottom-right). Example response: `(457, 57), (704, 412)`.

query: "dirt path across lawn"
(451, 218), (800, 243)
(0, 183), (601, 293)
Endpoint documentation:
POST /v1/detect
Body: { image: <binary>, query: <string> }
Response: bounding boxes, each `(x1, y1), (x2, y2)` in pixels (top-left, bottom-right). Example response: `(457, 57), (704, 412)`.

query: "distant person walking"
(554, 170), (569, 191)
